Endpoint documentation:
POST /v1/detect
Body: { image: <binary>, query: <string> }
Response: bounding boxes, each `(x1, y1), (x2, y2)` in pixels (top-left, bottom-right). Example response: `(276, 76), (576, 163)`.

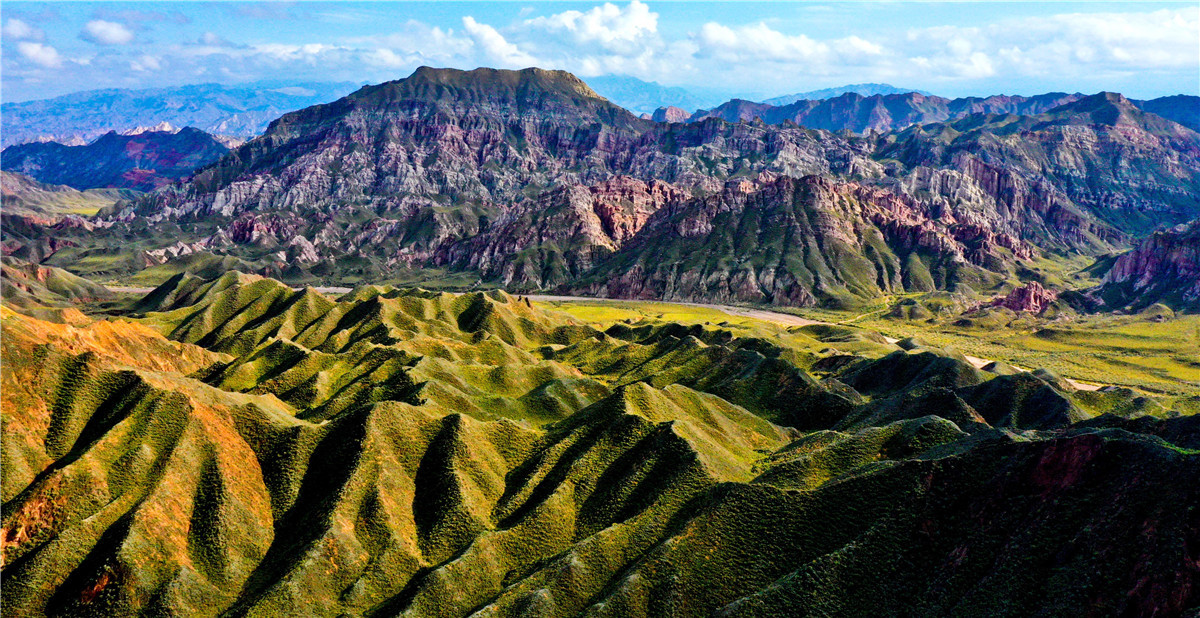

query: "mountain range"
(2, 66), (1198, 316)
(0, 80), (360, 147)
(680, 91), (1200, 135)
(2, 63), (1199, 618)
(1, 128), (230, 192)
(582, 75), (737, 116)
(7, 67), (1193, 310)
(762, 82), (932, 106)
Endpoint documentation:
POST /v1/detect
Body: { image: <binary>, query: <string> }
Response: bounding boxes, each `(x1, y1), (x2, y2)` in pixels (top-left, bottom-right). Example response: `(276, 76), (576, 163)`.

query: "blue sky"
(2, 1), (1197, 103)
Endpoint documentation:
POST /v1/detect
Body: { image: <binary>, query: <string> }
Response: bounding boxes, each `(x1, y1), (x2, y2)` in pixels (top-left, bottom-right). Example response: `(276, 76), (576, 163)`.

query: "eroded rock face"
(569, 174), (1033, 307)
(1094, 221), (1200, 310)
(987, 282), (1059, 314)
(651, 106), (690, 123)
(25, 68), (1200, 307)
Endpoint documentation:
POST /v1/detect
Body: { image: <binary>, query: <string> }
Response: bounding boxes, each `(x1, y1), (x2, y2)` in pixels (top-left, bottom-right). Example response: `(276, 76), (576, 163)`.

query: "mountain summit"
(16, 66), (1200, 310)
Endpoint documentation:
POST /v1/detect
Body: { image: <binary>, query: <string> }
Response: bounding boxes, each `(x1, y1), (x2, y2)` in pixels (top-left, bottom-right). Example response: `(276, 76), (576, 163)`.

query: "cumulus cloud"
(16, 41), (62, 68)
(80, 20), (134, 45)
(3, 18), (43, 41)
(462, 16), (538, 67)
(692, 21), (887, 75)
(905, 7), (1198, 80)
(344, 21), (473, 65)
(525, 1), (657, 54)
(364, 48), (413, 69)
(5, 2), (1195, 102)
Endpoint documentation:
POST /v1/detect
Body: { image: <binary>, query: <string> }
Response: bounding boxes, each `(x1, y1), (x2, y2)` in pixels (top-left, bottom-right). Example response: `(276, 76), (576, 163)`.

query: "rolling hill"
(1, 270), (1197, 615)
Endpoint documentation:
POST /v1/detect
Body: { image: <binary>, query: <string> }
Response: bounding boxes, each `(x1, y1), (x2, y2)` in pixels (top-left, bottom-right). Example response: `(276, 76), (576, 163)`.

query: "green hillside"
(2, 273), (1197, 616)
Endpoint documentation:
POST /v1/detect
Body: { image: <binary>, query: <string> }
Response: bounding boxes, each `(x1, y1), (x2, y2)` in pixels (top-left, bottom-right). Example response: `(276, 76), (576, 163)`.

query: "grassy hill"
(2, 272), (1197, 615)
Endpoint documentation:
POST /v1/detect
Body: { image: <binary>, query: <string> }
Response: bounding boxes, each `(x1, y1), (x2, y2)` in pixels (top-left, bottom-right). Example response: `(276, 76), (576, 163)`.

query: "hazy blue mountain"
(1, 127), (229, 191)
(584, 75), (734, 115)
(1, 81), (361, 146)
(1132, 95), (1200, 133)
(763, 83), (932, 106)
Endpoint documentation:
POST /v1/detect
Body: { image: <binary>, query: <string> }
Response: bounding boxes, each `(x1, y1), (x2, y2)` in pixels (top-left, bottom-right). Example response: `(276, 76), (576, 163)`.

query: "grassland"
(3, 272), (1198, 616)
(537, 296), (1200, 400)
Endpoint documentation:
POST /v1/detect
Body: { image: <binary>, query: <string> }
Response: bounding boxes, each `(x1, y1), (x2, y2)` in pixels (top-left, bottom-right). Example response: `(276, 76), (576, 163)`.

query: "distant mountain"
(763, 83), (931, 106)
(0, 81), (359, 146)
(10, 67), (1188, 310)
(651, 106), (690, 123)
(0, 170), (138, 221)
(1, 127), (229, 191)
(691, 92), (1088, 133)
(875, 92), (1200, 237)
(1132, 95), (1200, 133)
(583, 75), (730, 115)
(688, 91), (1198, 137)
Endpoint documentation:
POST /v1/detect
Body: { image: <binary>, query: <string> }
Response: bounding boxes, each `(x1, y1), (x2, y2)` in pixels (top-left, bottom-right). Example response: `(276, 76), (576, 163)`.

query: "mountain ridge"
(8, 67), (1200, 312)
(1, 127), (230, 192)
(762, 82), (932, 106)
(1, 80), (360, 147)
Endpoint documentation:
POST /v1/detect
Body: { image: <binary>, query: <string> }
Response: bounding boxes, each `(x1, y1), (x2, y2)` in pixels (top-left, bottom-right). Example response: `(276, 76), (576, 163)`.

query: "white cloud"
(344, 21), (473, 64)
(904, 7), (1198, 80)
(3, 18), (43, 41)
(6, 3), (1194, 102)
(198, 31), (235, 47)
(526, 1), (657, 53)
(131, 55), (163, 72)
(251, 43), (343, 64)
(16, 41), (62, 68)
(693, 21), (887, 72)
(364, 48), (413, 69)
(462, 16), (538, 67)
(80, 20), (135, 45)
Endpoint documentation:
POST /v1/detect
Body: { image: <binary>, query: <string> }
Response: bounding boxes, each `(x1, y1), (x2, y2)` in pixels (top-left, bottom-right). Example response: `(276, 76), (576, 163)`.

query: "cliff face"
(568, 174), (1027, 307)
(1093, 222), (1200, 311)
(0, 128), (229, 191)
(877, 94), (1200, 239)
(16, 68), (1200, 308)
(651, 105), (690, 123)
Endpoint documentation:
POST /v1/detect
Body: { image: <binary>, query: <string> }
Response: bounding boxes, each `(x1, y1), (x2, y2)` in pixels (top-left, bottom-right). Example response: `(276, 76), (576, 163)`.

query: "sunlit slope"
(2, 273), (1197, 616)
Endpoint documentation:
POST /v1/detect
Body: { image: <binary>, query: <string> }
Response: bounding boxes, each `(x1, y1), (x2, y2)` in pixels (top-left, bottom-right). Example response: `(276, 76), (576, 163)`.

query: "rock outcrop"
(651, 105), (689, 123)
(987, 281), (1059, 314)
(1092, 221), (1200, 311)
(13, 68), (1200, 308)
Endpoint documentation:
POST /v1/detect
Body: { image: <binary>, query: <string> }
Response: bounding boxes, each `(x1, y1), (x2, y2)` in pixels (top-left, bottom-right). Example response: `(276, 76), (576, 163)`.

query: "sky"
(1, 1), (1197, 103)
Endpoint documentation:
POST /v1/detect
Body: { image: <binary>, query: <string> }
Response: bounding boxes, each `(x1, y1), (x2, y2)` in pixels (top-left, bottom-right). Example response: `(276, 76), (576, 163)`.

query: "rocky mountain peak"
(1094, 221), (1200, 310)
(1049, 91), (1143, 127)
(348, 66), (621, 115)
(652, 106), (689, 123)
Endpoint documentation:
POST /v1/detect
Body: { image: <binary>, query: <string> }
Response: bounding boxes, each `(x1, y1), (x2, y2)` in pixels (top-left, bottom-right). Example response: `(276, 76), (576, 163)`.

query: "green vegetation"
(2, 272), (1197, 616)
(1, 170), (138, 219)
(836, 301), (1199, 398)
